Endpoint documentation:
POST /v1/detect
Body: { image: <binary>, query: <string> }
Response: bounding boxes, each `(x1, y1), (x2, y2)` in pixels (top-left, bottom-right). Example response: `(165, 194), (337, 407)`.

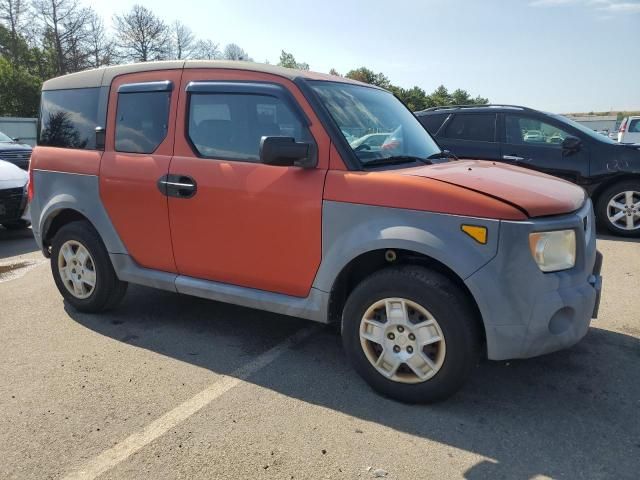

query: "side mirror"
(95, 126), (106, 150)
(260, 136), (317, 168)
(562, 135), (581, 154)
(11, 137), (20, 143)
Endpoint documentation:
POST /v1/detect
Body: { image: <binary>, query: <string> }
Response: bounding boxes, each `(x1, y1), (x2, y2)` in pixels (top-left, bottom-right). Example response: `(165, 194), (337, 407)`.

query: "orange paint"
(168, 70), (331, 297)
(99, 70), (183, 273)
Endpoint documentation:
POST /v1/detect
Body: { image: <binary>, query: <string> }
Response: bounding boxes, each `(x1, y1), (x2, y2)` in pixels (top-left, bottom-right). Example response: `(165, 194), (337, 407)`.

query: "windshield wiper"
(362, 156), (432, 168)
(427, 150), (458, 161)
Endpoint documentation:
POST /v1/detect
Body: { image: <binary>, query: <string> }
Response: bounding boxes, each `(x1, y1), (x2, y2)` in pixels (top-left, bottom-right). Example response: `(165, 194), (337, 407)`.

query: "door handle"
(502, 155), (524, 162)
(157, 174), (197, 198)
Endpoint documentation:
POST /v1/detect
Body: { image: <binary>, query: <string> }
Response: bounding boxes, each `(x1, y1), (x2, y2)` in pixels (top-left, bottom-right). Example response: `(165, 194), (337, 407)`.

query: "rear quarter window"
(442, 113), (496, 142)
(417, 113), (448, 135)
(39, 88), (102, 150)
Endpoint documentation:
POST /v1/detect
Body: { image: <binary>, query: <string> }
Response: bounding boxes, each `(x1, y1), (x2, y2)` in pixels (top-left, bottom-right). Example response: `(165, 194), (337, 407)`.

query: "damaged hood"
(401, 160), (586, 218)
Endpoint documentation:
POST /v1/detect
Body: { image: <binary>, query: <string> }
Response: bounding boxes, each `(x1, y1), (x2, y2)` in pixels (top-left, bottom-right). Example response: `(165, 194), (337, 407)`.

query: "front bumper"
(465, 200), (602, 360)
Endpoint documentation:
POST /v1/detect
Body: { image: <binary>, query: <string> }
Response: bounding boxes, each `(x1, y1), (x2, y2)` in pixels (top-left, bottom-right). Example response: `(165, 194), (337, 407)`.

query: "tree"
(171, 20), (194, 60)
(345, 67), (390, 89)
(329, 68), (341, 77)
(85, 10), (113, 68)
(192, 38), (220, 60)
(113, 4), (170, 62)
(34, 0), (94, 74)
(0, 0), (28, 64)
(223, 42), (250, 61)
(277, 50), (308, 70)
(0, 55), (41, 116)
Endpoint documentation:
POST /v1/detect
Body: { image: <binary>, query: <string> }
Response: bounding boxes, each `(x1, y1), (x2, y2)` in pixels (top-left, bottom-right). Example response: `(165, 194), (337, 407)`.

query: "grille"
(0, 187), (26, 221)
(0, 150), (31, 170)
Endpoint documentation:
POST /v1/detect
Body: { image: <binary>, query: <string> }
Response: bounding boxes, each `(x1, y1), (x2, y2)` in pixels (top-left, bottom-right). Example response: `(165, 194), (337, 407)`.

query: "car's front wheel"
(341, 266), (480, 403)
(596, 181), (640, 237)
(51, 221), (128, 312)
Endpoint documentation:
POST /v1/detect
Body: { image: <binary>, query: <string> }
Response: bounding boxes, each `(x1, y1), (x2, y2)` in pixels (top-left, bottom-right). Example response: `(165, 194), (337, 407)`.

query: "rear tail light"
(27, 161), (34, 201)
(619, 119), (627, 133)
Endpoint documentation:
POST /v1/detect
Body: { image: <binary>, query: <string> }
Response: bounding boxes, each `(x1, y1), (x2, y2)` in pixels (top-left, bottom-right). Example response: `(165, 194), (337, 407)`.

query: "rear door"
(436, 113), (500, 160)
(499, 113), (589, 184)
(166, 70), (330, 297)
(100, 70), (182, 272)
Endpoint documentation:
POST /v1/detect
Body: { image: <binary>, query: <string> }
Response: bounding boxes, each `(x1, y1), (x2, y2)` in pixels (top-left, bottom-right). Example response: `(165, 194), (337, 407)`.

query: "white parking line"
(62, 326), (317, 480)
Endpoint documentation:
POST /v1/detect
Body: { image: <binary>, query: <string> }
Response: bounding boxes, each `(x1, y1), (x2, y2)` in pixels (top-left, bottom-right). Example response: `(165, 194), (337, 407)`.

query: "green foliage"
(345, 67), (390, 89)
(0, 56), (41, 116)
(345, 66), (487, 110)
(277, 50), (309, 70)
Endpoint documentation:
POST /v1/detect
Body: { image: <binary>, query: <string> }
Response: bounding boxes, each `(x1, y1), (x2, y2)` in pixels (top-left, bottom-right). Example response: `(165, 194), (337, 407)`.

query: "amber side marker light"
(461, 225), (488, 244)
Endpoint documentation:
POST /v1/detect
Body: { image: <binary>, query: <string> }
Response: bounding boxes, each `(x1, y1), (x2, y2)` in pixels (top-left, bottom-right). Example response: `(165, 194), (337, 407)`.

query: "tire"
(50, 220), (128, 313)
(341, 266), (480, 403)
(2, 219), (31, 230)
(595, 181), (640, 237)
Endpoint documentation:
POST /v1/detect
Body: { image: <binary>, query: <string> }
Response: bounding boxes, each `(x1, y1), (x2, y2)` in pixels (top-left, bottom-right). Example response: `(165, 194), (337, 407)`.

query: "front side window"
(115, 90), (171, 154)
(505, 114), (571, 146)
(442, 114), (496, 142)
(187, 93), (310, 162)
(39, 88), (101, 149)
(418, 113), (449, 135)
(309, 81), (441, 166)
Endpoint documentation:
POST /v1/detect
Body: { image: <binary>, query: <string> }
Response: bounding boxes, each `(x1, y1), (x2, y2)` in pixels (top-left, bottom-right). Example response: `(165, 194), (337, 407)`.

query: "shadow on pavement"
(0, 227), (38, 259)
(65, 284), (640, 479)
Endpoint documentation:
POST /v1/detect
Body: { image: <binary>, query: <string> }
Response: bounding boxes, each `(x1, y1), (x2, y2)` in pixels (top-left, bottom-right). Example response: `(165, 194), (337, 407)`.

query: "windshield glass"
(309, 81), (441, 166)
(550, 114), (618, 145)
(0, 131), (13, 142)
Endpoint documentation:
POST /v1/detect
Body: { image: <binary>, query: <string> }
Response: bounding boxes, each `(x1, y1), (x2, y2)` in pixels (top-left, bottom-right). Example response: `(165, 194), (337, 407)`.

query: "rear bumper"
(465, 200), (602, 360)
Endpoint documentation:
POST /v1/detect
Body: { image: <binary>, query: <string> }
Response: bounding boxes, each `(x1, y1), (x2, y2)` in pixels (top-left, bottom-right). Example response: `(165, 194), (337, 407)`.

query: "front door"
(167, 70), (330, 297)
(100, 70), (182, 272)
(499, 113), (590, 185)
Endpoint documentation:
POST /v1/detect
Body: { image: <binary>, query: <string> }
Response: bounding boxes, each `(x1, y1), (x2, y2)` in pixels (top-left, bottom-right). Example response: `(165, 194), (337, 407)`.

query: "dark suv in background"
(415, 105), (640, 237)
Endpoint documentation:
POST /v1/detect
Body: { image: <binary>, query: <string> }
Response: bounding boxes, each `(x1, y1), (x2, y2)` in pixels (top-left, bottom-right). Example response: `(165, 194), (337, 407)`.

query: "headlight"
(529, 230), (576, 272)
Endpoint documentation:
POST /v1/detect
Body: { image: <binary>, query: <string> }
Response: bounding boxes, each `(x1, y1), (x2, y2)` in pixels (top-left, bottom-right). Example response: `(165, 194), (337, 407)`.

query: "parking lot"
(0, 227), (638, 480)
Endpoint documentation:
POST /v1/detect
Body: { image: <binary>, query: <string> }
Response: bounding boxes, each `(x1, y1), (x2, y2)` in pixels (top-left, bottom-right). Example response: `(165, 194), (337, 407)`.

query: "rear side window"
(442, 114), (496, 142)
(115, 89), (171, 154)
(187, 93), (310, 162)
(418, 113), (448, 135)
(629, 119), (640, 133)
(39, 88), (101, 149)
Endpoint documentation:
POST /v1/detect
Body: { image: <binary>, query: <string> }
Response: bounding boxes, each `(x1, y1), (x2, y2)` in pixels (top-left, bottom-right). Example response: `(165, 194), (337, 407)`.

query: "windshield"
(309, 81), (441, 166)
(550, 114), (618, 145)
(0, 131), (13, 142)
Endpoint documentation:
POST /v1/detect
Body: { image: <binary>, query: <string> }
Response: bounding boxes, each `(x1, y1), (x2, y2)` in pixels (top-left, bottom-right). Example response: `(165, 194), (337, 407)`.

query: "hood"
(0, 159), (28, 189)
(400, 160), (585, 218)
(0, 141), (32, 151)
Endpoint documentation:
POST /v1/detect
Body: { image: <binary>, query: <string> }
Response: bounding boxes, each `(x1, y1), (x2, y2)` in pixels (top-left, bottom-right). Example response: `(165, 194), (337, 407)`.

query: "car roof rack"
(415, 104), (539, 114)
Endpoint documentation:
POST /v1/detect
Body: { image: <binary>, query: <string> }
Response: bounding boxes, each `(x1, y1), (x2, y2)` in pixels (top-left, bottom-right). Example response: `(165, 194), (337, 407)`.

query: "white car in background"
(0, 159), (30, 230)
(618, 116), (640, 144)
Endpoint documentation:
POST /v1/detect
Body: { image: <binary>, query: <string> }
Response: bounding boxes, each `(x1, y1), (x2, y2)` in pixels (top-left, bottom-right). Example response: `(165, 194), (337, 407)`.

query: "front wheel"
(341, 266), (480, 403)
(51, 221), (128, 312)
(596, 181), (640, 237)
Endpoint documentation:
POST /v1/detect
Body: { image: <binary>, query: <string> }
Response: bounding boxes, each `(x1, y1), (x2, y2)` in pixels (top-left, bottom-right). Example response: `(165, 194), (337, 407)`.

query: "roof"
(567, 115), (617, 122)
(42, 60), (365, 91)
(414, 104), (539, 116)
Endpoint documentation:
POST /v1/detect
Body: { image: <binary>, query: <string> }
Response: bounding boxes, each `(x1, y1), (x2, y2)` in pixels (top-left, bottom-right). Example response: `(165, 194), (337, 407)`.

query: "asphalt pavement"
(0, 226), (638, 480)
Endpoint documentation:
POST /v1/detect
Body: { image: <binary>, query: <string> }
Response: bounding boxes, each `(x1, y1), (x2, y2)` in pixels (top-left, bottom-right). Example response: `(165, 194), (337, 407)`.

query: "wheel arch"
(326, 248), (487, 350)
(591, 173), (640, 208)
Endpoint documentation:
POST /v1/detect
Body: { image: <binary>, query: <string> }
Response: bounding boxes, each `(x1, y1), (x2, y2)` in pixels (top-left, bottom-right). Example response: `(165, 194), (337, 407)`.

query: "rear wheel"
(596, 181), (640, 237)
(341, 266), (480, 403)
(51, 221), (127, 312)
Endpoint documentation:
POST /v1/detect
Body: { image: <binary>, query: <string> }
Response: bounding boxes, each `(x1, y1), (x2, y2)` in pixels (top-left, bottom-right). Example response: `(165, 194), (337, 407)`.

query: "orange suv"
(30, 61), (602, 402)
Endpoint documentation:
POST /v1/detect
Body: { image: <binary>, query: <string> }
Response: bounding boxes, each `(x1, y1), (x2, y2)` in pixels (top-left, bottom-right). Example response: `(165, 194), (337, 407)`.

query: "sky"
(93, 0), (640, 113)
